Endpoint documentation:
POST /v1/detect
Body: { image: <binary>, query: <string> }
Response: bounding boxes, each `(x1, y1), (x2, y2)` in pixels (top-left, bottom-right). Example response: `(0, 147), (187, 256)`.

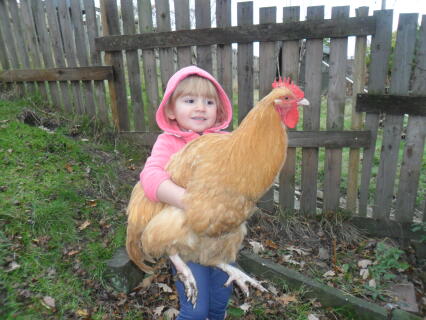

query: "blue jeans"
(172, 262), (233, 320)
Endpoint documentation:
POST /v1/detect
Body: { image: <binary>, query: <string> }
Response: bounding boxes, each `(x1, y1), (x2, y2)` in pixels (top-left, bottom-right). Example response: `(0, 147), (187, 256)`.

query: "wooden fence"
(0, 0), (425, 236)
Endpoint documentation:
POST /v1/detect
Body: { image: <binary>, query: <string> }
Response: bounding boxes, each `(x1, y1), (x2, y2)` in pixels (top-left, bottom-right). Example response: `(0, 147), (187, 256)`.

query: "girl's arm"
(156, 179), (186, 210)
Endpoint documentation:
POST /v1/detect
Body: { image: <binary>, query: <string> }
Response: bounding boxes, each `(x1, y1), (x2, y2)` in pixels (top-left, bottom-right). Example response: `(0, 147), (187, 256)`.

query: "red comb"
(272, 77), (304, 99)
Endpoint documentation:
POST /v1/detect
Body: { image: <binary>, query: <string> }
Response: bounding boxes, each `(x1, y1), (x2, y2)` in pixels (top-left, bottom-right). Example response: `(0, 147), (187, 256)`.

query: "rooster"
(126, 78), (309, 304)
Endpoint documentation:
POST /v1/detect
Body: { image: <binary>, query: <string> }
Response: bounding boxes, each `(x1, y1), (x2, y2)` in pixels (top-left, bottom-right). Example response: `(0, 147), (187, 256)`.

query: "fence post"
(100, 0), (129, 131)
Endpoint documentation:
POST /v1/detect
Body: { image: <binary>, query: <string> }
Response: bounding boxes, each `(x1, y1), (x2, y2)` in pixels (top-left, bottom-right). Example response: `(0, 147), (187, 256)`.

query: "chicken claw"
(169, 254), (198, 306)
(217, 263), (267, 297)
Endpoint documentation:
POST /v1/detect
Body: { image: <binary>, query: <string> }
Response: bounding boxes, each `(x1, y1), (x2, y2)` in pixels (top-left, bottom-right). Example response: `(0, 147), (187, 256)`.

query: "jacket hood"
(156, 66), (233, 141)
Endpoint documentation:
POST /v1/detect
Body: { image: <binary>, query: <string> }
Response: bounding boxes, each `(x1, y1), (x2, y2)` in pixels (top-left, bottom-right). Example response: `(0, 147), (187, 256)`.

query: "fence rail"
(0, 0), (424, 232)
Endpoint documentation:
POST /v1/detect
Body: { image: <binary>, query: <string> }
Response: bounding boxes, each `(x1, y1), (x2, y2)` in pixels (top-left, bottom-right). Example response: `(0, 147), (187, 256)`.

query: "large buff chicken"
(126, 78), (309, 304)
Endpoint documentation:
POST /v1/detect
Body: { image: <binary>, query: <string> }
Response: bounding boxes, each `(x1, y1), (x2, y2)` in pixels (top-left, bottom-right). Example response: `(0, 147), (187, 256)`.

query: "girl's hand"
(156, 179), (186, 210)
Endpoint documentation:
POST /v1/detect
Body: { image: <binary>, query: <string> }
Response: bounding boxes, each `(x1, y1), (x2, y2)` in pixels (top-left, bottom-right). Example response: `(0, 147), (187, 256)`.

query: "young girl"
(140, 66), (233, 320)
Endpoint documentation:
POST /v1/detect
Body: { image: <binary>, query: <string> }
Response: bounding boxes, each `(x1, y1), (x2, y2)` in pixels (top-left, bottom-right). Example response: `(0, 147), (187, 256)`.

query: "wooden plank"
(83, 0), (109, 123)
(356, 94), (426, 116)
(347, 7), (368, 213)
(237, 2), (253, 123)
(300, 6), (324, 216)
(155, 0), (175, 91)
(122, 130), (371, 148)
(358, 10), (393, 217)
(216, 0), (233, 130)
(374, 13), (418, 220)
(0, 67), (114, 82)
(95, 16), (377, 51)
(69, 0), (96, 118)
(30, 1), (62, 108)
(44, 0), (74, 113)
(138, 0), (160, 131)
(6, 0), (36, 93)
(100, 0), (130, 131)
(0, 17), (10, 70)
(174, 0), (192, 68)
(195, 0), (213, 74)
(57, 0), (85, 113)
(121, 0), (145, 131)
(323, 6), (349, 214)
(279, 6), (300, 212)
(394, 15), (426, 222)
(257, 7), (277, 213)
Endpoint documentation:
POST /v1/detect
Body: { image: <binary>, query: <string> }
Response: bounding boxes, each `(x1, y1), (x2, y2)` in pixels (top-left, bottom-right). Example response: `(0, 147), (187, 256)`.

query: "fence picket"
(70, 0), (96, 118)
(174, 0), (192, 68)
(323, 6), (349, 213)
(374, 13), (418, 220)
(121, 0), (145, 131)
(138, 0), (160, 131)
(394, 15), (426, 222)
(216, 0), (233, 130)
(300, 6), (324, 216)
(279, 6), (301, 211)
(257, 6), (277, 212)
(195, 0), (213, 74)
(83, 0), (109, 123)
(358, 10), (393, 217)
(237, 2), (253, 123)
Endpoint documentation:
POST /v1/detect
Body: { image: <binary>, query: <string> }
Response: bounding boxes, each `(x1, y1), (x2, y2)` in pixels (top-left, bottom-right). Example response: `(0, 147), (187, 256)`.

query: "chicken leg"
(217, 263), (267, 296)
(169, 254), (198, 306)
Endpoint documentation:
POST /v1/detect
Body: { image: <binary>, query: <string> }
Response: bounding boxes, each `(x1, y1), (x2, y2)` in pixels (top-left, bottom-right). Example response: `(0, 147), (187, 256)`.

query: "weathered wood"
(155, 0), (175, 91)
(0, 67), (114, 82)
(257, 7), (278, 212)
(195, 0), (213, 74)
(323, 6), (349, 214)
(121, 0), (145, 131)
(120, 130), (371, 148)
(216, 0), (233, 130)
(238, 251), (422, 320)
(30, 1), (62, 108)
(356, 94), (426, 116)
(347, 7), (368, 213)
(83, 0), (109, 123)
(395, 15), (426, 222)
(70, 0), (97, 118)
(237, 2), (253, 123)
(174, 0), (192, 68)
(358, 10), (393, 217)
(374, 13), (418, 220)
(138, 0), (160, 131)
(300, 6), (324, 216)
(57, 0), (85, 113)
(95, 16), (377, 51)
(100, 0), (130, 130)
(279, 6), (300, 212)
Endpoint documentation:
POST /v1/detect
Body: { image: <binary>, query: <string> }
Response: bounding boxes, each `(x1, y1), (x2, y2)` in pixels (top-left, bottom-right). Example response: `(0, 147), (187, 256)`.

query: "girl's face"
(167, 94), (218, 133)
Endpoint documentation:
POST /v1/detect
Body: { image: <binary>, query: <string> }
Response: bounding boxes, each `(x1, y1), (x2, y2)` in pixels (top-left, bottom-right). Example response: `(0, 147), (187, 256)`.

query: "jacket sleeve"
(140, 134), (175, 202)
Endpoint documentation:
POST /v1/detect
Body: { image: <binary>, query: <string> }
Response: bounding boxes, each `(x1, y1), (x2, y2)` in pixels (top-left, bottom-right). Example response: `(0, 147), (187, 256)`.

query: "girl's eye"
(185, 99), (194, 103)
(284, 97), (289, 100)
(207, 100), (215, 105)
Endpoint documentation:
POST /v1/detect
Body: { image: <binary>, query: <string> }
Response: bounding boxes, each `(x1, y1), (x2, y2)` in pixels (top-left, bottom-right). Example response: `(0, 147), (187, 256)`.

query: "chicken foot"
(169, 254), (198, 306)
(217, 263), (267, 297)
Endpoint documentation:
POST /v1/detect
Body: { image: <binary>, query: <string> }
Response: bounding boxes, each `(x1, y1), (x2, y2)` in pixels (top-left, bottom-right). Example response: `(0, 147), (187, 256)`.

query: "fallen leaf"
(249, 240), (265, 254)
(308, 314), (320, 320)
(360, 268), (370, 280)
(86, 200), (97, 207)
(239, 302), (251, 313)
(64, 163), (73, 173)
(286, 245), (311, 256)
(323, 270), (336, 278)
(369, 279), (377, 288)
(267, 284), (279, 295)
(358, 259), (373, 269)
(277, 294), (297, 306)
(157, 283), (173, 293)
(41, 296), (55, 310)
(265, 240), (279, 249)
(67, 250), (80, 256)
(75, 309), (90, 317)
(163, 307), (179, 319)
(154, 305), (165, 317)
(6, 261), (20, 272)
(78, 220), (91, 231)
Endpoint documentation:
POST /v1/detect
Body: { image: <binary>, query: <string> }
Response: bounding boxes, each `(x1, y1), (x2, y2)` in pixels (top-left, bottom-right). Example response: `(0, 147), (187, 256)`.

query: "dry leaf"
(360, 268), (370, 280)
(67, 250), (80, 256)
(163, 307), (179, 319)
(267, 284), (279, 295)
(358, 259), (373, 269)
(277, 294), (297, 306)
(75, 309), (90, 317)
(6, 261), (20, 272)
(41, 296), (55, 310)
(157, 283), (173, 293)
(323, 270), (336, 278)
(154, 306), (165, 317)
(286, 245), (311, 256)
(239, 302), (251, 313)
(265, 240), (279, 249)
(308, 314), (320, 320)
(249, 240), (265, 254)
(64, 163), (73, 173)
(369, 279), (377, 288)
(79, 220), (91, 231)
(86, 200), (97, 207)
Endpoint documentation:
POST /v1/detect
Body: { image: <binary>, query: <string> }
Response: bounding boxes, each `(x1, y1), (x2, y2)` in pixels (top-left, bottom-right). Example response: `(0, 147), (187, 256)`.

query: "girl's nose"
(195, 99), (206, 111)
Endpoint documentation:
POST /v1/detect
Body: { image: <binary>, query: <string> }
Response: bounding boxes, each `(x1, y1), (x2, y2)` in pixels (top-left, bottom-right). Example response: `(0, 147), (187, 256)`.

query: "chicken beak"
(298, 98), (310, 107)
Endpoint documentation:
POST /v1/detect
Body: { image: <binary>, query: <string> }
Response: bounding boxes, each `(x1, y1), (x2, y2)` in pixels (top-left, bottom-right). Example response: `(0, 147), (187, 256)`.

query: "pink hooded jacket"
(140, 66), (233, 202)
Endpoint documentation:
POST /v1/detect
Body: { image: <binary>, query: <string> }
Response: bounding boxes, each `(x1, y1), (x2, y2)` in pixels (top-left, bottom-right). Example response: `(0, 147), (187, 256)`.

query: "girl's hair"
(166, 75), (227, 125)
